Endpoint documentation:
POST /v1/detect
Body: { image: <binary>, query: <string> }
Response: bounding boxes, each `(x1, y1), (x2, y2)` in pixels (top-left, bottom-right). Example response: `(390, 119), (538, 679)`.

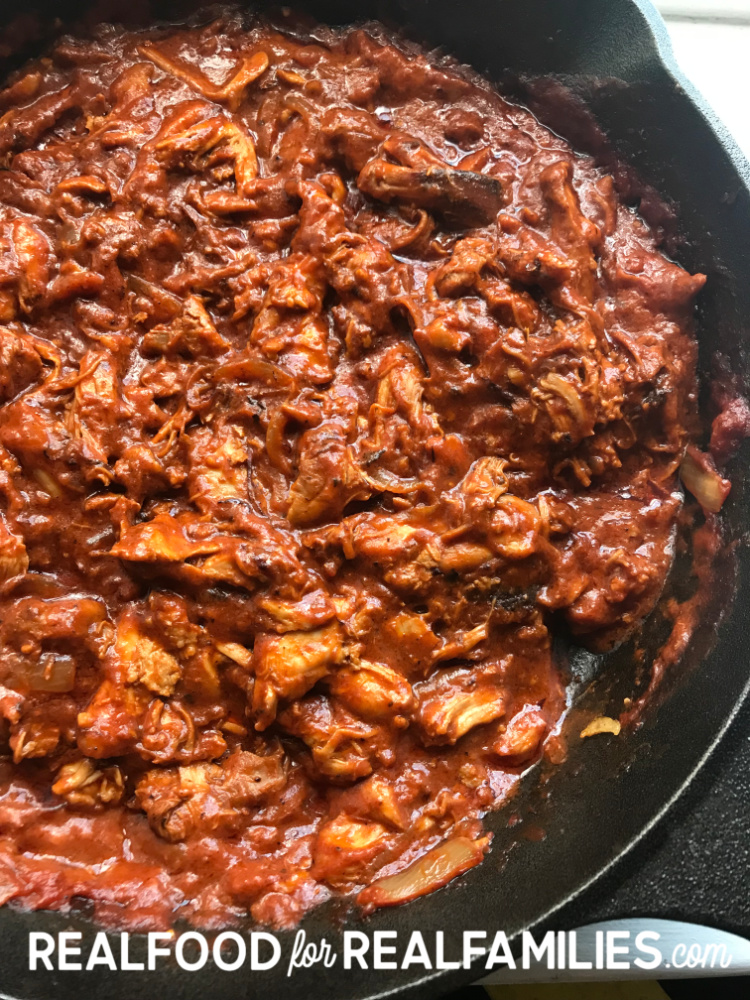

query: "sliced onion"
(127, 274), (182, 316)
(680, 446), (731, 514)
(357, 836), (487, 912)
(212, 356), (294, 388)
(357, 467), (421, 494)
(31, 468), (63, 498)
(215, 641), (252, 669)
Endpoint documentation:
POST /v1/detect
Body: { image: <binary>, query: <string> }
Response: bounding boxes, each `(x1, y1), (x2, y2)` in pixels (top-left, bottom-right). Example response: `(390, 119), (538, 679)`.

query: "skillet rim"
(0, 2), (749, 999)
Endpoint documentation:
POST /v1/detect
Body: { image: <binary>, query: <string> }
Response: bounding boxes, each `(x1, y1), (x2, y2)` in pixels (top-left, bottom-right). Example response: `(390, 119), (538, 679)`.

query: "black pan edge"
(0, 3), (749, 1000)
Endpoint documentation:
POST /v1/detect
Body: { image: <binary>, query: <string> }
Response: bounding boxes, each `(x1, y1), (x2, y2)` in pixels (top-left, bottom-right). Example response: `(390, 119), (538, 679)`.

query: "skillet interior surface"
(0, 1), (749, 998)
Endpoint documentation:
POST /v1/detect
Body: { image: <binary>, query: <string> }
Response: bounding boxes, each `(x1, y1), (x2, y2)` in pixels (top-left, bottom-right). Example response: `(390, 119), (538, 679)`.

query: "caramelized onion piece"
(680, 445), (731, 514)
(580, 716), (621, 739)
(138, 45), (269, 110)
(357, 835), (488, 912)
(27, 654), (76, 693)
(212, 355), (294, 387)
(127, 274), (182, 318)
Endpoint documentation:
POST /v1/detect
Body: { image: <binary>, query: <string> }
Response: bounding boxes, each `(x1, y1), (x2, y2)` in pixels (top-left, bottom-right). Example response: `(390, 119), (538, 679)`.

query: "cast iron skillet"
(0, 1), (749, 998)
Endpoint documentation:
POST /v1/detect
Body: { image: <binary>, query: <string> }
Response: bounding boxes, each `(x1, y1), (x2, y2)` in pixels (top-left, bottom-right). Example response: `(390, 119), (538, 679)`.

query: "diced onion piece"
(357, 836), (487, 912)
(680, 447), (731, 514)
(580, 716), (621, 739)
(27, 654), (76, 693)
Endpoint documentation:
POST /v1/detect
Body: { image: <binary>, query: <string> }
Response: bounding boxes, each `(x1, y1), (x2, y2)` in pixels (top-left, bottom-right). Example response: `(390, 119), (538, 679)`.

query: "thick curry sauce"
(0, 13), (710, 928)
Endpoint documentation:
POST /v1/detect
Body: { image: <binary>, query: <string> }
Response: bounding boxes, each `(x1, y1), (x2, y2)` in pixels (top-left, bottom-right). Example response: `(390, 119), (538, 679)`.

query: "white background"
(655, 0), (750, 156)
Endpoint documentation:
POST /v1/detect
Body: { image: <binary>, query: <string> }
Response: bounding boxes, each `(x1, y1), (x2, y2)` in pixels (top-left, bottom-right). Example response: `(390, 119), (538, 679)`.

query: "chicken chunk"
(124, 101), (259, 214)
(488, 495), (544, 560)
(187, 422), (248, 513)
(257, 589), (337, 632)
(52, 759), (124, 809)
(293, 179), (410, 354)
(538, 489), (680, 649)
(248, 253), (333, 381)
(64, 351), (123, 473)
(312, 813), (393, 887)
(432, 236), (497, 298)
(0, 82), (80, 155)
(139, 698), (227, 764)
(10, 218), (52, 313)
(112, 512), (220, 564)
(0, 515), (28, 588)
(111, 514), (252, 589)
(350, 773), (408, 830)
(77, 680), (151, 758)
(370, 343), (441, 440)
(278, 694), (384, 783)
(251, 622), (344, 729)
(135, 747), (286, 842)
(0, 325), (45, 403)
(287, 419), (370, 527)
(458, 457), (508, 508)
(327, 659), (414, 720)
(319, 105), (386, 172)
(540, 160), (601, 306)
(10, 718), (60, 762)
(114, 611), (182, 697)
(493, 705), (547, 763)
(141, 295), (230, 358)
(414, 663), (506, 745)
(153, 105), (254, 173)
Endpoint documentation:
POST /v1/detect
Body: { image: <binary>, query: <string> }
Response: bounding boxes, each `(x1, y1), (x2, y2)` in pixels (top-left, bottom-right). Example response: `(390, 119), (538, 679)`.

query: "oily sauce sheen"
(0, 14), (705, 928)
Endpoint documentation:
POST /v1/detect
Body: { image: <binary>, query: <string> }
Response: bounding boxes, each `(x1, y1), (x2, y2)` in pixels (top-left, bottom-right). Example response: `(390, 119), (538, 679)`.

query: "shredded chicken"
(136, 747), (287, 841)
(0, 15), (712, 932)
